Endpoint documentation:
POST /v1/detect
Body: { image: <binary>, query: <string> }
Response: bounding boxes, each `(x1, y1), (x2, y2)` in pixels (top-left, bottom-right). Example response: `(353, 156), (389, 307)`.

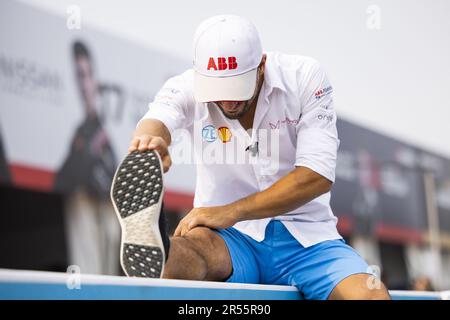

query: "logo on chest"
(268, 117), (299, 129)
(202, 125), (217, 142)
(217, 126), (232, 143)
(202, 125), (232, 143)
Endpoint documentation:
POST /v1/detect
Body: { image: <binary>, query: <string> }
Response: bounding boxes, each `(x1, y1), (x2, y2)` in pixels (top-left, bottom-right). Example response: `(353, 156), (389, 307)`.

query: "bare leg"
(162, 227), (233, 281)
(328, 273), (391, 300)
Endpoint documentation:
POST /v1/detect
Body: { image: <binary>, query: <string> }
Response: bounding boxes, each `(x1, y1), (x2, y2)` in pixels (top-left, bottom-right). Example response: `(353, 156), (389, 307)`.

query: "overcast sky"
(22, 0), (450, 158)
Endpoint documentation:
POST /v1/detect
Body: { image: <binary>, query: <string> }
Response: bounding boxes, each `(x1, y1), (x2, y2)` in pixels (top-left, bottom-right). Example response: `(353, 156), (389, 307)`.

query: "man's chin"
(223, 111), (242, 119)
(221, 105), (249, 119)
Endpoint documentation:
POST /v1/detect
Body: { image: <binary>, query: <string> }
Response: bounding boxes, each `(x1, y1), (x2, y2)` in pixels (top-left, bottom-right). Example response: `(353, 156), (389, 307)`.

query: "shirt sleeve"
(138, 74), (194, 134)
(295, 61), (340, 182)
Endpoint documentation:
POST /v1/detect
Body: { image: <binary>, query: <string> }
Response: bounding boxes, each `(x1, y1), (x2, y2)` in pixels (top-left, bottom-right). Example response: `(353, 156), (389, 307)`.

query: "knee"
(179, 227), (232, 281)
(359, 276), (391, 300)
(164, 235), (209, 280)
(328, 274), (391, 300)
(182, 226), (216, 243)
(363, 284), (391, 300)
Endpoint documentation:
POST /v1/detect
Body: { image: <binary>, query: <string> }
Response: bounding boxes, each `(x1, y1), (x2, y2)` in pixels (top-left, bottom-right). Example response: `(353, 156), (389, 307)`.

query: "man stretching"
(111, 15), (390, 300)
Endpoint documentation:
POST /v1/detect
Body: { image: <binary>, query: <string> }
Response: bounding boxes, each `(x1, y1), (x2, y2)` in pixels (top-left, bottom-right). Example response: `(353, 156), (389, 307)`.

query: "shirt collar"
(261, 52), (286, 103)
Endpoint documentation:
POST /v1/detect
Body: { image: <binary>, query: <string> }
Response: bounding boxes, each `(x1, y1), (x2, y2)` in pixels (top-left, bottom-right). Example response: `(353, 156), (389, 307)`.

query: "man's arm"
(233, 166), (331, 220)
(174, 166), (332, 236)
(131, 118), (172, 148)
(130, 73), (194, 172)
(128, 119), (172, 172)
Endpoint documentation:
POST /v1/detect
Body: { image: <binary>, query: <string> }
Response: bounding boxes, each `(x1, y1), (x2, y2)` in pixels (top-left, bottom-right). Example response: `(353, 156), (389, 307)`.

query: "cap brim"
(194, 68), (257, 103)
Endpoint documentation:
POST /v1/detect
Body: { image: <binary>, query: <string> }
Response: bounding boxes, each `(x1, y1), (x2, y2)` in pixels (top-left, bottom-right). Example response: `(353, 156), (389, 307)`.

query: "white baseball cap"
(193, 15), (263, 103)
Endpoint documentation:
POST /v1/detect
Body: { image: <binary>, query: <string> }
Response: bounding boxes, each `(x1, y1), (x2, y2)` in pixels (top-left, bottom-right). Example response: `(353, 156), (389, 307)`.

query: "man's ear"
(260, 54), (267, 67)
(258, 54), (267, 75)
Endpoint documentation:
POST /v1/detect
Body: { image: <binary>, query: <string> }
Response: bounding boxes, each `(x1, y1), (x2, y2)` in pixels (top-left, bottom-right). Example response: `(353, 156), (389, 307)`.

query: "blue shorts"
(214, 220), (373, 300)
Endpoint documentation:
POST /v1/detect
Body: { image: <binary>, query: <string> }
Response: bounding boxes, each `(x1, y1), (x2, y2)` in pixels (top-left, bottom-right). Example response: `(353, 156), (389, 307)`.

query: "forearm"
(176, 167), (333, 236)
(130, 119), (173, 172)
(135, 118), (172, 145)
(232, 166), (332, 221)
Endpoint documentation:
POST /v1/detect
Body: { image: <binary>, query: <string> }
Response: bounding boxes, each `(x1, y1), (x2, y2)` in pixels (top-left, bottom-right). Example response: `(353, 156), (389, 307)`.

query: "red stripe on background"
(375, 223), (423, 244)
(8, 163), (196, 212)
(164, 190), (194, 211)
(4, 164), (427, 245)
(9, 163), (55, 191)
(336, 215), (353, 235)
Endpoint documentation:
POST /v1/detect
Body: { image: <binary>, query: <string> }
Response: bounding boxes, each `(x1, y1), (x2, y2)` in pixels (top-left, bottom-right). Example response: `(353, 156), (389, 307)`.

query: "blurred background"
(0, 0), (449, 291)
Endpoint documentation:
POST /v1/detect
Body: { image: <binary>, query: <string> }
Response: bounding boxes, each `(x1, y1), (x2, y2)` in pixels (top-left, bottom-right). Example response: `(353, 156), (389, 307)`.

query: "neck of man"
(238, 72), (265, 132)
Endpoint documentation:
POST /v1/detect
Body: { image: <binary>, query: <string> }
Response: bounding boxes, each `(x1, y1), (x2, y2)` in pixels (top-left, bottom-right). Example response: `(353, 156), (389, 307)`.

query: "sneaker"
(110, 150), (169, 278)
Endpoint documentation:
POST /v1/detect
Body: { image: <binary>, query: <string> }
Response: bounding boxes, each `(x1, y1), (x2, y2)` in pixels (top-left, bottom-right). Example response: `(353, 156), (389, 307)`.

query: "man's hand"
(128, 134), (172, 173)
(174, 205), (241, 237)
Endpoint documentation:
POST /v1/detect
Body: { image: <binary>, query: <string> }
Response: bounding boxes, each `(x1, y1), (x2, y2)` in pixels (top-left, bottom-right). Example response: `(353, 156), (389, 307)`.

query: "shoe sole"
(110, 150), (165, 278)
